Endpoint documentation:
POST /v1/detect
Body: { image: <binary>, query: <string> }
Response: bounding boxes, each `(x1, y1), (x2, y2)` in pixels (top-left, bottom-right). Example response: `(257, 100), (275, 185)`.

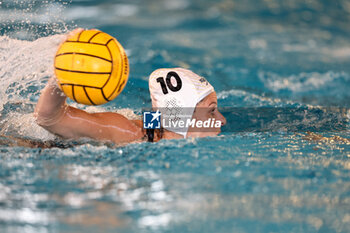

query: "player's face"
(187, 92), (226, 137)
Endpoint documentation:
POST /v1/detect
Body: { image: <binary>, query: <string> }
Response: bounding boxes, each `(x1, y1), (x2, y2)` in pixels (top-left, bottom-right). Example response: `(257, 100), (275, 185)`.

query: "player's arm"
(34, 77), (144, 143)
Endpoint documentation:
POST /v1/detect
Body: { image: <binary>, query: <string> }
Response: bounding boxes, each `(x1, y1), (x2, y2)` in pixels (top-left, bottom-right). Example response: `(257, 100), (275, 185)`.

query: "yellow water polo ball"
(54, 29), (129, 105)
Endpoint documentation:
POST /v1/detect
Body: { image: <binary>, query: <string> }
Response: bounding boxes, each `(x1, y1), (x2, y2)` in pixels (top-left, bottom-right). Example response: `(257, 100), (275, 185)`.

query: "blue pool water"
(0, 0), (350, 232)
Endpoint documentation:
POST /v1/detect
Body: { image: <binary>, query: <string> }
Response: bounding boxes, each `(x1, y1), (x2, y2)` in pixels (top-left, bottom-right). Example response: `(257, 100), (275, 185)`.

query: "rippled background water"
(0, 0), (350, 232)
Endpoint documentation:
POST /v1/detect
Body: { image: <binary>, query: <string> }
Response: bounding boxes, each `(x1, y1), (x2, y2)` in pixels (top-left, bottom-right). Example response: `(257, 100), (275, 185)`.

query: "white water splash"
(0, 0), (71, 40)
(0, 35), (65, 138)
(0, 35), (141, 139)
(0, 34), (65, 111)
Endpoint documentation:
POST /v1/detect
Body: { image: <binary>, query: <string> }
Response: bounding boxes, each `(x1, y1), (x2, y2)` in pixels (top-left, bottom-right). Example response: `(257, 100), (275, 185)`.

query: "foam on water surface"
(0, 34), (63, 138)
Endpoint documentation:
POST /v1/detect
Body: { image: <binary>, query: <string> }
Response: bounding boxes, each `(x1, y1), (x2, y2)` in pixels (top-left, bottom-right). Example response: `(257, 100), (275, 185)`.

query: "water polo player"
(34, 31), (226, 144)
(35, 67), (226, 144)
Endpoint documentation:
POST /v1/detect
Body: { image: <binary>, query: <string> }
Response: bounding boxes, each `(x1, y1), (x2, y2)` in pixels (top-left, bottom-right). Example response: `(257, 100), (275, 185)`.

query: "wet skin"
(35, 77), (226, 144)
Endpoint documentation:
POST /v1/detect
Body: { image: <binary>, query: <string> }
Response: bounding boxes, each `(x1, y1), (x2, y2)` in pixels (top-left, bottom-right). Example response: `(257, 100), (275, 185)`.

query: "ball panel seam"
(56, 52), (112, 63)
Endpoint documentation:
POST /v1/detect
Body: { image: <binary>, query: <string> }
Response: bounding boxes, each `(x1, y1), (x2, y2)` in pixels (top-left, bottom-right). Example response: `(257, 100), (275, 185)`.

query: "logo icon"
(143, 110), (161, 129)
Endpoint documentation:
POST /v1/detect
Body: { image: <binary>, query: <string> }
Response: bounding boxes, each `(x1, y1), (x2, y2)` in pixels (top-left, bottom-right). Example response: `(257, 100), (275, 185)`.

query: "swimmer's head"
(149, 68), (226, 138)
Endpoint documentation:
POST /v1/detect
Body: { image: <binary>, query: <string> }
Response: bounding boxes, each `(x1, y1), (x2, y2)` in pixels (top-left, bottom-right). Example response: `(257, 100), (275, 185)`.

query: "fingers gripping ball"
(54, 29), (129, 105)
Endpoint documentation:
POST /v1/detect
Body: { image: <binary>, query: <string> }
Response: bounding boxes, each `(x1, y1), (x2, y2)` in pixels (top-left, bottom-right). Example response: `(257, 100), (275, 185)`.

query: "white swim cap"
(149, 68), (214, 137)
